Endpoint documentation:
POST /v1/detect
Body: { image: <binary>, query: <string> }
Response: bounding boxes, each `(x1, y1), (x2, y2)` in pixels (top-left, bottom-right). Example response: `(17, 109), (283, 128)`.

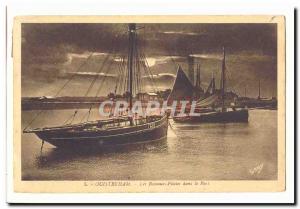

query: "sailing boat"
(173, 47), (248, 123)
(23, 24), (168, 149)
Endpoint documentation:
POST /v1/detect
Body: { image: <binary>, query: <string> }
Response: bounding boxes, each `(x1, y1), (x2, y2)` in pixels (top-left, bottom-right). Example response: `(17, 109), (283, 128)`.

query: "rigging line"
(136, 45), (140, 95)
(23, 110), (44, 131)
(23, 53), (95, 131)
(117, 57), (122, 95)
(94, 50), (120, 98)
(140, 27), (147, 100)
(136, 51), (141, 94)
(116, 59), (124, 95)
(139, 53), (153, 91)
(135, 39), (142, 93)
(140, 36), (147, 93)
(138, 29), (158, 93)
(79, 57), (115, 122)
(121, 56), (128, 94)
(140, 53), (158, 93)
(118, 56), (125, 95)
(66, 54), (111, 124)
(94, 32), (125, 98)
(78, 57), (114, 123)
(80, 38), (123, 123)
(136, 37), (143, 94)
(136, 35), (142, 95)
(115, 53), (126, 95)
(86, 107), (92, 121)
(64, 110), (78, 125)
(57, 53), (96, 124)
(138, 54), (145, 93)
(115, 62), (122, 94)
(133, 38), (138, 95)
(26, 30), (127, 130)
(122, 56), (128, 94)
(119, 61), (126, 95)
(135, 44), (146, 115)
(115, 62), (120, 94)
(78, 63), (113, 122)
(79, 106), (92, 123)
(116, 33), (128, 94)
(75, 33), (123, 123)
(114, 78), (119, 95)
(124, 56), (128, 94)
(55, 53), (95, 97)
(132, 44), (136, 96)
(78, 32), (122, 109)
(119, 57), (126, 95)
(83, 54), (111, 97)
(143, 24), (146, 54)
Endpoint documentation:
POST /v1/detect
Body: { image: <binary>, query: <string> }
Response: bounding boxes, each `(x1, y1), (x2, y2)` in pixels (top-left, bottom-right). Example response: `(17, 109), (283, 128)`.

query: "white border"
(5, 0), (295, 204)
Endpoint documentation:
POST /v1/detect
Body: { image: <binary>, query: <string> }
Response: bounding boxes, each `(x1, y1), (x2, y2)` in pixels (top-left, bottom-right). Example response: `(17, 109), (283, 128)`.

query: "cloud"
(190, 54), (222, 60)
(65, 71), (117, 78)
(142, 73), (176, 79)
(22, 23), (277, 57)
(65, 71), (176, 80)
(21, 23), (277, 97)
(64, 52), (108, 65)
(160, 31), (202, 36)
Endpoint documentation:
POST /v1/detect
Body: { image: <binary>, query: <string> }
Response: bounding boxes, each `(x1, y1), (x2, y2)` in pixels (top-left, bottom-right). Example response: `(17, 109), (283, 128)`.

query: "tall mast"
(195, 64), (201, 88)
(258, 79), (261, 100)
(212, 71), (215, 94)
(127, 23), (136, 114)
(221, 46), (226, 112)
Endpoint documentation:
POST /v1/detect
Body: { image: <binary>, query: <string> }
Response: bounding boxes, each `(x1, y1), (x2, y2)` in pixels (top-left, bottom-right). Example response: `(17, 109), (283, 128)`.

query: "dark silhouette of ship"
(23, 24), (168, 149)
(235, 80), (277, 109)
(172, 47), (249, 123)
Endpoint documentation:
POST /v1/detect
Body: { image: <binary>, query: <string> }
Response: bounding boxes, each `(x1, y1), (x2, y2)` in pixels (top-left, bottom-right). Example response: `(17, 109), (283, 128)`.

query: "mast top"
(128, 23), (136, 32)
(221, 46), (226, 112)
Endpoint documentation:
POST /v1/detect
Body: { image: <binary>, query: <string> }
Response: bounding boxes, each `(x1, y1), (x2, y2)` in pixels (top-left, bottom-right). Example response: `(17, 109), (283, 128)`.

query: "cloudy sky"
(21, 23), (277, 98)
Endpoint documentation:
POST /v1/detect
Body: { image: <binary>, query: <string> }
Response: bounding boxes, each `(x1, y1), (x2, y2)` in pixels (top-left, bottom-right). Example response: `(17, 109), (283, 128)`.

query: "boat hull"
(173, 109), (249, 123)
(33, 116), (168, 149)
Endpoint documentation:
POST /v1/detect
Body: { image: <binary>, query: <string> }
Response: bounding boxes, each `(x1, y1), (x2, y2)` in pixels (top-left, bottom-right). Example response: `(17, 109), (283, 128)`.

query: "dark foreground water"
(21, 109), (277, 180)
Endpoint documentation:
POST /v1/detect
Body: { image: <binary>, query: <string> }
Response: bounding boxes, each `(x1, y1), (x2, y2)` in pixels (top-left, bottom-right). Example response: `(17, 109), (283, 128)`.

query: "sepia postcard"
(12, 15), (285, 193)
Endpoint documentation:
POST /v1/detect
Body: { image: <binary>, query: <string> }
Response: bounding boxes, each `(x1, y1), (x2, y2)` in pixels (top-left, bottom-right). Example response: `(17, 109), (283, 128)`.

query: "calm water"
(21, 109), (277, 180)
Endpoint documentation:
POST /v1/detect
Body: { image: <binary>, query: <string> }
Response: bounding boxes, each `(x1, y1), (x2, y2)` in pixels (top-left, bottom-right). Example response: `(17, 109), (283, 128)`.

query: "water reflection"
(22, 110), (277, 180)
(36, 139), (168, 168)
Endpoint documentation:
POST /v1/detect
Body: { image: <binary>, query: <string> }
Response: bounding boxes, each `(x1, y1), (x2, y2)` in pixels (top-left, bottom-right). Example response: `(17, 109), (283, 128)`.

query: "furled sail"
(196, 93), (219, 108)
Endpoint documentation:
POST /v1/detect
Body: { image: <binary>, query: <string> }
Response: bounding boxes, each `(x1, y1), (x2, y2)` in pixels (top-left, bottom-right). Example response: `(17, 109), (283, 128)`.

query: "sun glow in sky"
(114, 57), (156, 67)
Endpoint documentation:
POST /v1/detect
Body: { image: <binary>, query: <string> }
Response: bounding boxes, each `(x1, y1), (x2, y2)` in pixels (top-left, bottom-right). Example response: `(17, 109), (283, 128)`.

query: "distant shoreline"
(21, 96), (277, 111)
